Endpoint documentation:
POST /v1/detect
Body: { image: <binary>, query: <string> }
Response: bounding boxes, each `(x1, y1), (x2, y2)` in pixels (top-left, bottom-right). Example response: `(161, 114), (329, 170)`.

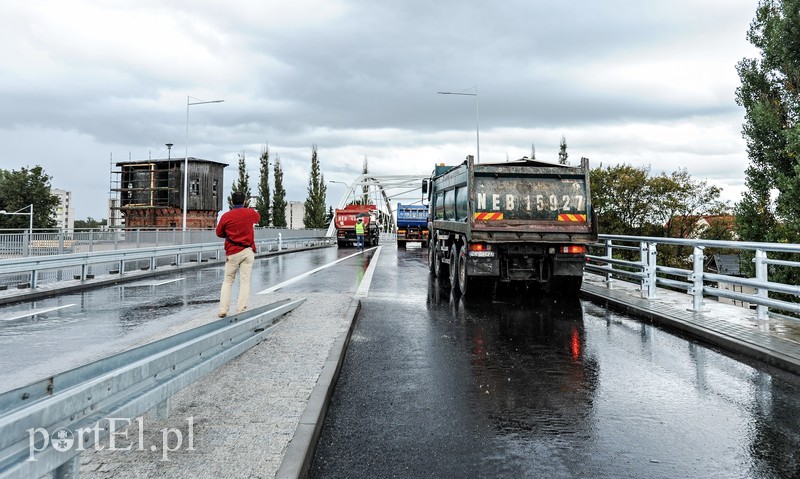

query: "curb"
(275, 298), (362, 479)
(580, 284), (800, 376)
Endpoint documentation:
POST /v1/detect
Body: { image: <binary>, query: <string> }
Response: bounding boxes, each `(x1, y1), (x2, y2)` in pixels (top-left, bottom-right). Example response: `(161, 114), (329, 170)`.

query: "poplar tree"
(558, 135), (568, 165)
(228, 152), (251, 208)
(362, 155), (369, 204)
(734, 0), (800, 243)
(255, 145), (271, 226)
(303, 145), (328, 228)
(272, 155), (287, 228)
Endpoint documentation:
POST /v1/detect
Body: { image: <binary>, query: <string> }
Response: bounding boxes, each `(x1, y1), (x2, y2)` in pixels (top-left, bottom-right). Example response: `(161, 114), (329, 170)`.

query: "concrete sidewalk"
(581, 273), (800, 376)
(78, 291), (359, 478)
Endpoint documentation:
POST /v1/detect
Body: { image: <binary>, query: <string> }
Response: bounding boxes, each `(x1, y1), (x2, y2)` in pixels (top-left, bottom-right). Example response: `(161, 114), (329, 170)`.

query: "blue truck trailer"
(396, 204), (429, 248)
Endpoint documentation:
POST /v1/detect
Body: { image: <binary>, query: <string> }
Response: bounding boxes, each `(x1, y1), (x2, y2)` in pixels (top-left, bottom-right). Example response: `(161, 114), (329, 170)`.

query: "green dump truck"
(423, 156), (597, 296)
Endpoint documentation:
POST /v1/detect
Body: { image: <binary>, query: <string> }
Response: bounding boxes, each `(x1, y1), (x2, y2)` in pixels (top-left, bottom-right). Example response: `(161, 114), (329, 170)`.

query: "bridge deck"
(581, 273), (800, 376)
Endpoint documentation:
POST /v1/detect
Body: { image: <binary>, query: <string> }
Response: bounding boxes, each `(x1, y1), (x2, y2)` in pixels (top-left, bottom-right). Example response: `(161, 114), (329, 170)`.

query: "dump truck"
(423, 156), (597, 295)
(334, 204), (380, 247)
(396, 203), (429, 248)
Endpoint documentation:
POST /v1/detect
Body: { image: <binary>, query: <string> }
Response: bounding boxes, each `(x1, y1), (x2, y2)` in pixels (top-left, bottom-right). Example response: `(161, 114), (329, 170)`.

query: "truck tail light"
(397, 229), (406, 234)
(560, 245), (586, 254)
(469, 243), (493, 252)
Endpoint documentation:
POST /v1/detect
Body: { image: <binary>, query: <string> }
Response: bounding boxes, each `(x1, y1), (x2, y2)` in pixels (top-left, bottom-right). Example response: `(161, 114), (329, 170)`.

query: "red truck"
(334, 204), (380, 248)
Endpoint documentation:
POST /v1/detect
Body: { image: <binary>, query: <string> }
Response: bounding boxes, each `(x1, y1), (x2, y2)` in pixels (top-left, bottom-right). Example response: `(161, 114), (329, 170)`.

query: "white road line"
(257, 247), (378, 294)
(121, 278), (185, 287)
(0, 304), (77, 322)
(355, 246), (382, 298)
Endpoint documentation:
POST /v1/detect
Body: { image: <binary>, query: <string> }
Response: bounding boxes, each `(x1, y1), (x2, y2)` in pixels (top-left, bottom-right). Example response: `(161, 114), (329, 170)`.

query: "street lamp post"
(0, 204), (33, 235)
(437, 86), (480, 164)
(183, 95), (224, 230)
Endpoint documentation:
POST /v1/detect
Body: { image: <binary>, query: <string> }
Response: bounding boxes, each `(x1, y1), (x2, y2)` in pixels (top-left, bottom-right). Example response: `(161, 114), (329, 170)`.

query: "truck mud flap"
(467, 256), (499, 276)
(553, 256), (586, 277)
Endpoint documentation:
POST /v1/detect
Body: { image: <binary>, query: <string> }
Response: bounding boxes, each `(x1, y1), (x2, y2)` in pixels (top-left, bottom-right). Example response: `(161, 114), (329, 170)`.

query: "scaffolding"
(109, 157), (182, 229)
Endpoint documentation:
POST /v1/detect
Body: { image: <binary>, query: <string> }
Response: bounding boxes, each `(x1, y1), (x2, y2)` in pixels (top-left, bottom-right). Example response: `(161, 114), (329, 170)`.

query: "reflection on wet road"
(0, 246), (375, 392)
(312, 245), (800, 478)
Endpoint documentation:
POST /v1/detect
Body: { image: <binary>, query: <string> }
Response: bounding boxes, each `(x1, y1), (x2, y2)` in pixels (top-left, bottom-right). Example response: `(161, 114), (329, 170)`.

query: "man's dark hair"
(232, 191), (246, 206)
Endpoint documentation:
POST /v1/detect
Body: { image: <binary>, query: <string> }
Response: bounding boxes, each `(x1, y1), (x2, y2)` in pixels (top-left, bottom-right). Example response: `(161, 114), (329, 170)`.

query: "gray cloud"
(0, 0), (759, 218)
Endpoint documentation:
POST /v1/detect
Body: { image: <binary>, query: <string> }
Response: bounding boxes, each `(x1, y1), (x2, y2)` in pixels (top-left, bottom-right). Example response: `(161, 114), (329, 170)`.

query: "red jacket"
(216, 206), (261, 256)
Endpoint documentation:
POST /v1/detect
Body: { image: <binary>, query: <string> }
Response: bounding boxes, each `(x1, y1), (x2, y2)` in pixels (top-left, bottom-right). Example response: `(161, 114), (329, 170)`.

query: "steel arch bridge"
(325, 174), (428, 238)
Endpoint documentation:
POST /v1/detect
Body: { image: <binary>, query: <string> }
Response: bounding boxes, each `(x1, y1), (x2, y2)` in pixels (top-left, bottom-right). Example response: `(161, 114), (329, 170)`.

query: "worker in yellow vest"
(355, 217), (365, 250)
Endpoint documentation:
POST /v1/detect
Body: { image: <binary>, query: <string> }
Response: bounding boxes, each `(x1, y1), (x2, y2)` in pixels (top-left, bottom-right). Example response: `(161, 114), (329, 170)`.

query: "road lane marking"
(121, 278), (185, 287)
(355, 246), (382, 298)
(257, 247), (378, 294)
(0, 304), (76, 322)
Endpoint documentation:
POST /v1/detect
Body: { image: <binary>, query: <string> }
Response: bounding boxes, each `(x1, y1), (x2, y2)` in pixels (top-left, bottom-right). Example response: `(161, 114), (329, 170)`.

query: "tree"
(362, 155), (369, 205)
(590, 163), (729, 237)
(645, 169), (728, 239)
(735, 0), (800, 243)
(255, 145), (271, 226)
(0, 166), (59, 231)
(590, 164), (653, 236)
(326, 206), (334, 224)
(228, 152), (251, 208)
(591, 163), (732, 267)
(74, 217), (107, 229)
(303, 145), (328, 229)
(558, 135), (568, 165)
(272, 155), (287, 228)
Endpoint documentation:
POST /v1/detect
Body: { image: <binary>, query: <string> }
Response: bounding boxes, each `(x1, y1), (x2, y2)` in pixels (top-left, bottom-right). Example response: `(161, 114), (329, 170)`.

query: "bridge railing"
(0, 227), (329, 258)
(0, 298), (305, 479)
(0, 234), (332, 291)
(586, 234), (800, 320)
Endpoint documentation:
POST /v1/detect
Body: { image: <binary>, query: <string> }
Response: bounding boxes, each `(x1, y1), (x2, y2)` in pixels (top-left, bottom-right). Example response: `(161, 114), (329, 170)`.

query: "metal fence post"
(643, 242), (657, 299)
(755, 249), (769, 320)
(279, 233), (283, 252)
(639, 241), (648, 298)
(689, 245), (705, 312)
(604, 239), (613, 287)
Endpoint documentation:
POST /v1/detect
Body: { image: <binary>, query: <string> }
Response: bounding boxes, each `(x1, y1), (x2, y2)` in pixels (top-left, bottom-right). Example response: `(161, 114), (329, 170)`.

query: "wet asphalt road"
(0, 246), (370, 392)
(311, 245), (800, 478)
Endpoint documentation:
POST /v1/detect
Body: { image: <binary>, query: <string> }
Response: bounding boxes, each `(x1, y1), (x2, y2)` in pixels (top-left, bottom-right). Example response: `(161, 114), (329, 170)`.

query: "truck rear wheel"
(458, 244), (470, 296)
(449, 244), (460, 294)
(433, 240), (447, 279)
(428, 241), (436, 275)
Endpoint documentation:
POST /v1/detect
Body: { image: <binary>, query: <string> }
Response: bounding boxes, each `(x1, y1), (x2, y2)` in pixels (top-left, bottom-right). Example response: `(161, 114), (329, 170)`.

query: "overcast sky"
(0, 0), (759, 221)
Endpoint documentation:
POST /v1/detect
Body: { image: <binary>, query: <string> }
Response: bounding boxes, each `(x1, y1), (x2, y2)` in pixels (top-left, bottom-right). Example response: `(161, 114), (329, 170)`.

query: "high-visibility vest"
(355, 222), (365, 234)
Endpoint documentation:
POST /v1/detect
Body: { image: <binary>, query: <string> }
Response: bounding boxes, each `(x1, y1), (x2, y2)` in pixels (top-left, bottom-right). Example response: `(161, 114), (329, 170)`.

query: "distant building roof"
(709, 254), (742, 276)
(115, 157), (228, 167)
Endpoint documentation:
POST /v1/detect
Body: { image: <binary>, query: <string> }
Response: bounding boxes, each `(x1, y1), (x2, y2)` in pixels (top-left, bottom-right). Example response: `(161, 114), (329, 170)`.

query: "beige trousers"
(219, 248), (255, 315)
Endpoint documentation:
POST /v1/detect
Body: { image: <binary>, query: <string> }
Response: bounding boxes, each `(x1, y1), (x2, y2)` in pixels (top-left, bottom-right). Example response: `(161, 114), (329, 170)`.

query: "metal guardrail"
(0, 227), (329, 258)
(586, 234), (800, 320)
(0, 298), (305, 479)
(0, 235), (333, 290)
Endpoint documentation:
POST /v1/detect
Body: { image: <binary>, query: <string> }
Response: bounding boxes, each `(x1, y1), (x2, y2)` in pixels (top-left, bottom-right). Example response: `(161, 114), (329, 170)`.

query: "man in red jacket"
(216, 191), (261, 318)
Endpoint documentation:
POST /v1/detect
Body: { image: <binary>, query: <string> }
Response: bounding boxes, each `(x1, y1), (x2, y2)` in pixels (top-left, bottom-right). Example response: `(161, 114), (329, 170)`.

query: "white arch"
(326, 174), (428, 237)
